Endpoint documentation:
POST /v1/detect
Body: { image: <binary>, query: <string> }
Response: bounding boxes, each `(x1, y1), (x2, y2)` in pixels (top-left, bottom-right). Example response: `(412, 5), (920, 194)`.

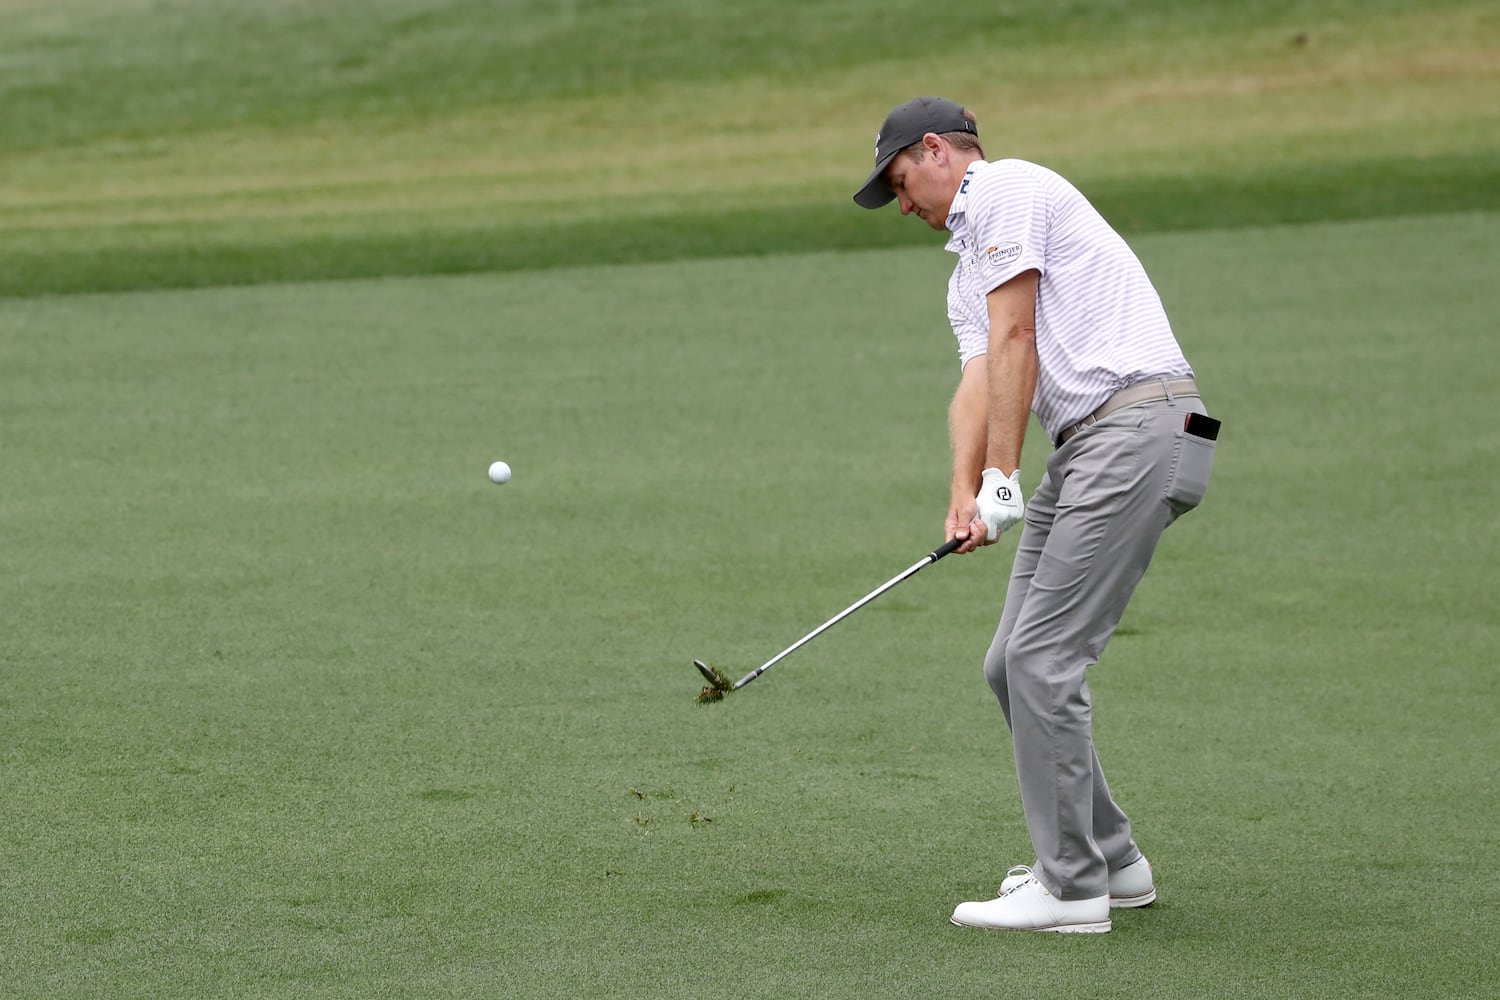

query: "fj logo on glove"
(996, 486), (1012, 501)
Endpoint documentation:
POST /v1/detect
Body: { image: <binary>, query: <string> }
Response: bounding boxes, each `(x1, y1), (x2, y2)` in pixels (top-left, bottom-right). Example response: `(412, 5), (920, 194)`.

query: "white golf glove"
(975, 468), (1025, 542)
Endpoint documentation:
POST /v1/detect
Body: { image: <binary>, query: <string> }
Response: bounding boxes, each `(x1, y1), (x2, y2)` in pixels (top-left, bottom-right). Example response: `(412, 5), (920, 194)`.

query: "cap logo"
(874, 131), (882, 157)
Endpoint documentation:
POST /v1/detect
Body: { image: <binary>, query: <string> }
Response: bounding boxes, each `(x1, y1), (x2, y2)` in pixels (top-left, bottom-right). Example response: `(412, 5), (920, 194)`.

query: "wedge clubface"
(694, 659), (733, 703)
(694, 537), (963, 704)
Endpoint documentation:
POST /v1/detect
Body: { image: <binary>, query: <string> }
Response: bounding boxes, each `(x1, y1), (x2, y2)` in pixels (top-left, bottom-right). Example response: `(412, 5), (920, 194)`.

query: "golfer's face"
(886, 151), (952, 231)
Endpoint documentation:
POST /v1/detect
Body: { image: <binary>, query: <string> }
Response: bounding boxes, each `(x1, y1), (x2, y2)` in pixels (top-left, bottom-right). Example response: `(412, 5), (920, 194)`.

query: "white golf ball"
(488, 461), (512, 485)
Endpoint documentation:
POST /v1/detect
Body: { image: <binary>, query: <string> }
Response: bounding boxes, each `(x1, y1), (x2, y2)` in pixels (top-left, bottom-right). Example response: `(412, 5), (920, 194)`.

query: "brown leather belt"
(1055, 376), (1200, 447)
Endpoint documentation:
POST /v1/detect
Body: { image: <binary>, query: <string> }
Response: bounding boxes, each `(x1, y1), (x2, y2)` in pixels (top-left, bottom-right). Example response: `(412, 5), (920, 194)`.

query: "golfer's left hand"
(974, 468), (1024, 542)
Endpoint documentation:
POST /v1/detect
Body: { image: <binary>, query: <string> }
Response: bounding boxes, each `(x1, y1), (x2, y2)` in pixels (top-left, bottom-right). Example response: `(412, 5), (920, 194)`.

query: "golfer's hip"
(1054, 375), (1200, 448)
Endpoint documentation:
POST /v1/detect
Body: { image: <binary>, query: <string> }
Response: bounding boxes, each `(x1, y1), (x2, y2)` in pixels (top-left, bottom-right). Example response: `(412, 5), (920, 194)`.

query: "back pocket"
(1165, 429), (1216, 515)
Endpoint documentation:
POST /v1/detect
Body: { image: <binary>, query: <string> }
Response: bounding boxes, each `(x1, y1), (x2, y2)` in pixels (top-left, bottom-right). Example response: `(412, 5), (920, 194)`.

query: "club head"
(694, 659), (733, 704)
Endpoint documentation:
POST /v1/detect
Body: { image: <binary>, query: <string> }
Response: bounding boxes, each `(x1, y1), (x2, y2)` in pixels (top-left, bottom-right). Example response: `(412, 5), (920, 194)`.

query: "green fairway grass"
(4, 0), (1497, 995)
(2, 0), (1498, 295)
(3, 210), (1497, 997)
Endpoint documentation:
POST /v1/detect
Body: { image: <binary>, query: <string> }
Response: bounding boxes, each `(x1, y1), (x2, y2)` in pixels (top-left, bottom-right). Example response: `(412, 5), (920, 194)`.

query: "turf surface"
(3, 210), (1497, 997)
(3, 0), (1498, 996)
(2, 0), (1498, 294)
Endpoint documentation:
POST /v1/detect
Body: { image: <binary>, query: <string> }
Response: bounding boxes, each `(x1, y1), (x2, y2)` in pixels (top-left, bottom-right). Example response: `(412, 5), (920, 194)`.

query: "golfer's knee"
(1005, 630), (1094, 721)
(1002, 631), (1052, 692)
(982, 637), (1008, 702)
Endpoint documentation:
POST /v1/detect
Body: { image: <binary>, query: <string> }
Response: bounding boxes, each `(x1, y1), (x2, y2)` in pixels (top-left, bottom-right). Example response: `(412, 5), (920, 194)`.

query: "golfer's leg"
(1085, 713), (1140, 871)
(983, 456), (1138, 870)
(982, 465), (1059, 726)
(1004, 414), (1176, 899)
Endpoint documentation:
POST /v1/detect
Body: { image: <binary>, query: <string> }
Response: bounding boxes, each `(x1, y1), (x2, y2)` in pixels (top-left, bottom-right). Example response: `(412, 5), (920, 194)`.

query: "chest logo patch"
(986, 243), (1023, 268)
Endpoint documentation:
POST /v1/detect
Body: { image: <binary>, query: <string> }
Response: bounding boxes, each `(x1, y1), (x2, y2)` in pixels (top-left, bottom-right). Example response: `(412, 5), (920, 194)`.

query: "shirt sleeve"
(964, 162), (1048, 296)
(948, 266), (988, 369)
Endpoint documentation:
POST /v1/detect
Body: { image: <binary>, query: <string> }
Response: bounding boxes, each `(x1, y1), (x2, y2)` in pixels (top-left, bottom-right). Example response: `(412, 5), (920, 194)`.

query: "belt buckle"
(1056, 415), (1091, 448)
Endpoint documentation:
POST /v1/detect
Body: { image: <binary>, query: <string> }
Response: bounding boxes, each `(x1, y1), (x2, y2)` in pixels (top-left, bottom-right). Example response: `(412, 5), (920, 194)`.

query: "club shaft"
(732, 538), (962, 689)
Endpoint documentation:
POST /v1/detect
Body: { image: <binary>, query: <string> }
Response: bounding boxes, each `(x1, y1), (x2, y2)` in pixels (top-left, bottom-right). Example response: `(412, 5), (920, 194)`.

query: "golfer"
(854, 97), (1219, 933)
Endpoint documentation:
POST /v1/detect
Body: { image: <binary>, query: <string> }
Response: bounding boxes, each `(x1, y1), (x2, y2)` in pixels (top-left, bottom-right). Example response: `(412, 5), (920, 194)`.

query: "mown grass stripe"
(3, 152), (1494, 298)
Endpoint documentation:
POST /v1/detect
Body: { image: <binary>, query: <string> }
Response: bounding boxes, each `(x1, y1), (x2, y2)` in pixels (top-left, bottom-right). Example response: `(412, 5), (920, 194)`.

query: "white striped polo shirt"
(944, 159), (1191, 442)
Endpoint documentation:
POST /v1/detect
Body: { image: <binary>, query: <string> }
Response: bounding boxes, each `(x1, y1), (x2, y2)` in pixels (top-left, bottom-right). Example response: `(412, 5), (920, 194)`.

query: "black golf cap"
(853, 96), (977, 209)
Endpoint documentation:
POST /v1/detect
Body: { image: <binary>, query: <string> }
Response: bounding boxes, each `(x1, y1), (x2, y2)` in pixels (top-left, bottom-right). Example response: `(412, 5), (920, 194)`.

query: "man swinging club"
(853, 97), (1220, 933)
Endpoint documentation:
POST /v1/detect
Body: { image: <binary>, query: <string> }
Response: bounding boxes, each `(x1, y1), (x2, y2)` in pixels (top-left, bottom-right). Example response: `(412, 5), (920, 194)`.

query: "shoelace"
(997, 865), (1036, 897)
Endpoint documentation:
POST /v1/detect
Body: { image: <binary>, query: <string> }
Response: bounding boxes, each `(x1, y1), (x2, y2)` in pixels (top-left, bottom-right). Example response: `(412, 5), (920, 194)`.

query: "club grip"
(929, 537), (964, 561)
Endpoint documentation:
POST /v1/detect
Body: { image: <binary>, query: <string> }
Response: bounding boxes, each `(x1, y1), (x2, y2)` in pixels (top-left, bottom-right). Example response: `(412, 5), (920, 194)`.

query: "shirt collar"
(943, 164), (982, 252)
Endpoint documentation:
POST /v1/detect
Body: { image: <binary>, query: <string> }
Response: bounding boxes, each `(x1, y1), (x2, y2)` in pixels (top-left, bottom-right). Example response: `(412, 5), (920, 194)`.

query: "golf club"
(695, 537), (964, 703)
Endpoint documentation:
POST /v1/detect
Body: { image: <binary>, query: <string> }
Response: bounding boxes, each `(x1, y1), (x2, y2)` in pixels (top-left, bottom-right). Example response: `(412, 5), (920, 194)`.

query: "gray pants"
(983, 394), (1216, 899)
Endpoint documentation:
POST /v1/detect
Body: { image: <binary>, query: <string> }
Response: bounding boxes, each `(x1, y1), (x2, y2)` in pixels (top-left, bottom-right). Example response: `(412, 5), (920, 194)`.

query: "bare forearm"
(984, 332), (1037, 473)
(984, 270), (1041, 474)
(949, 360), (988, 497)
(945, 359), (990, 549)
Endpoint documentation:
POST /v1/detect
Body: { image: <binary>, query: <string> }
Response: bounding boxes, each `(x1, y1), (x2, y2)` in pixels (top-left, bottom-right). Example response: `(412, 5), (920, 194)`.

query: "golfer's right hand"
(946, 496), (983, 554)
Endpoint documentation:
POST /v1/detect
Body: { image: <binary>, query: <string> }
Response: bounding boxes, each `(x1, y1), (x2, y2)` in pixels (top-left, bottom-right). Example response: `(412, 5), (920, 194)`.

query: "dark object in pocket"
(1184, 412), (1221, 441)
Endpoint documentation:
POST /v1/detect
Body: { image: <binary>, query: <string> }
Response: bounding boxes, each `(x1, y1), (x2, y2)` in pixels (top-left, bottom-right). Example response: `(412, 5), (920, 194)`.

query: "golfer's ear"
(923, 132), (946, 161)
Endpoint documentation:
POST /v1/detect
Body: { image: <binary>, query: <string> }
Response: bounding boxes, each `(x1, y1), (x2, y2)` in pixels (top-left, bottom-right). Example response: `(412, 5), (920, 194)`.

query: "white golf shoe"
(950, 868), (1111, 933)
(998, 855), (1156, 908)
(1105, 856), (1156, 908)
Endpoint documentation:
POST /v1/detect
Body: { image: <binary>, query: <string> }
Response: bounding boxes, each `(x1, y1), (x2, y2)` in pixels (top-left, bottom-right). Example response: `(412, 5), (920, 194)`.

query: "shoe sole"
(950, 917), (1112, 933)
(1109, 887), (1157, 908)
